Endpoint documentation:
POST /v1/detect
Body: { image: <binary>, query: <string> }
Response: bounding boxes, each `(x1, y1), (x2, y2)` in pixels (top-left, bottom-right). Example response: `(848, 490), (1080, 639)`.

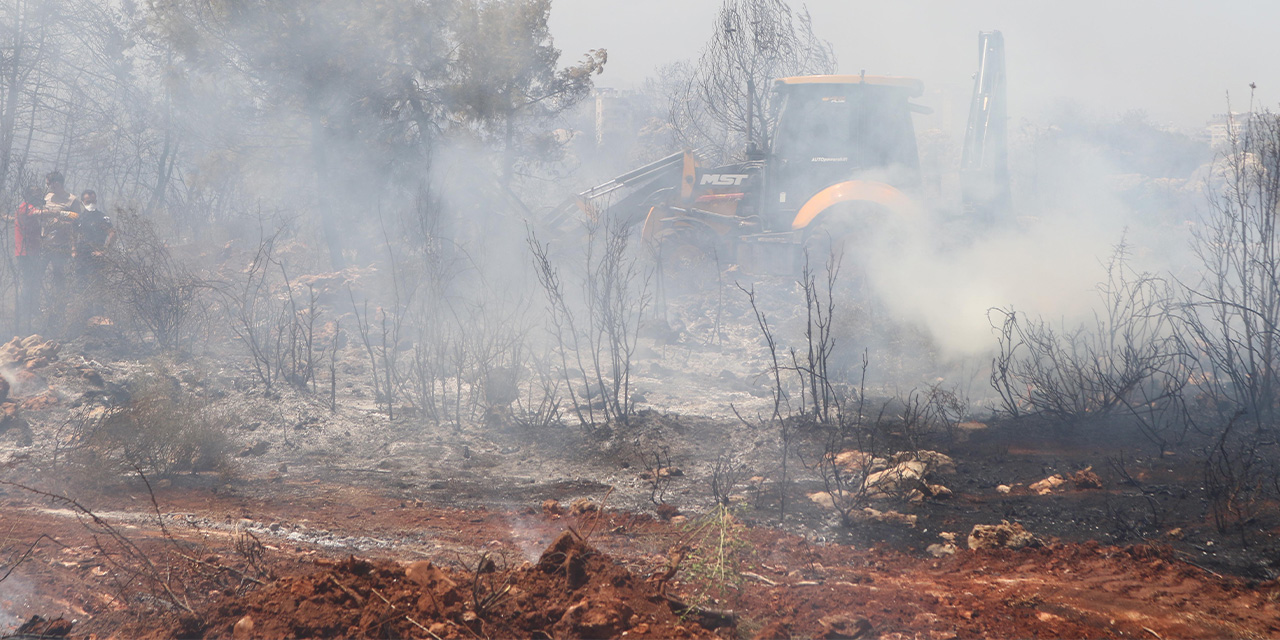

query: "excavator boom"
(960, 30), (1010, 222)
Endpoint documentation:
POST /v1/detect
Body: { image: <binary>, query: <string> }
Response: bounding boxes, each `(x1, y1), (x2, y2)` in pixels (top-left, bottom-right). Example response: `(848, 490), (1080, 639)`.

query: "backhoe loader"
(557, 30), (1009, 274)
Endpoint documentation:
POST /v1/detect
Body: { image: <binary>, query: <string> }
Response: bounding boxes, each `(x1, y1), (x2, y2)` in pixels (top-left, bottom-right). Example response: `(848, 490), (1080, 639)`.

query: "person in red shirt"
(14, 185), (48, 333)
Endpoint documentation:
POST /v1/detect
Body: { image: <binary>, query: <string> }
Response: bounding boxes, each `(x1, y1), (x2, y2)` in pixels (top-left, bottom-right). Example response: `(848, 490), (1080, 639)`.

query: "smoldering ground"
(3, 1), (1280, 637)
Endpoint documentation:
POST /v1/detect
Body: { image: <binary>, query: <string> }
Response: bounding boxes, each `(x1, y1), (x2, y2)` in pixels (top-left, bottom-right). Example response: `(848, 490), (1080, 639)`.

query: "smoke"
(0, 572), (33, 632)
(855, 106), (1207, 358)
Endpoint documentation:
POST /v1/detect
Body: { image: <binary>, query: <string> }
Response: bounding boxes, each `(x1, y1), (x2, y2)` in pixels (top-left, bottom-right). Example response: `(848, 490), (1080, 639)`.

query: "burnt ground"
(0, 280), (1279, 639)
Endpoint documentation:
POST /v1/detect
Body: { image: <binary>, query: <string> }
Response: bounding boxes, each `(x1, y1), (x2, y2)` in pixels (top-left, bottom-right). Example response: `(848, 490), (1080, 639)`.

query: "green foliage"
(679, 505), (750, 610)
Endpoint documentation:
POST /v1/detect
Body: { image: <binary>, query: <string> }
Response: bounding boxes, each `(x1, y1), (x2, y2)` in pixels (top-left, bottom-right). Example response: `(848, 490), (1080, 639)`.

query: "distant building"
(594, 88), (639, 150)
(1206, 112), (1247, 149)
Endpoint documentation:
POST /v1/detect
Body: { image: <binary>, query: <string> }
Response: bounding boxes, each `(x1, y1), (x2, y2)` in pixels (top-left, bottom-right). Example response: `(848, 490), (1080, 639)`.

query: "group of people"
(13, 171), (115, 334)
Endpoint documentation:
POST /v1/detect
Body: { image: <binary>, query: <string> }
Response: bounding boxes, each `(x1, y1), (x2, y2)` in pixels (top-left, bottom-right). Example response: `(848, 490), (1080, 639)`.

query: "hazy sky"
(548, 0), (1278, 131)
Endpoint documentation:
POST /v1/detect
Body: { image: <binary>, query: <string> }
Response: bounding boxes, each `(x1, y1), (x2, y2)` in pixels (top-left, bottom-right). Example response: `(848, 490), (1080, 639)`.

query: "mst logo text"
(699, 173), (749, 187)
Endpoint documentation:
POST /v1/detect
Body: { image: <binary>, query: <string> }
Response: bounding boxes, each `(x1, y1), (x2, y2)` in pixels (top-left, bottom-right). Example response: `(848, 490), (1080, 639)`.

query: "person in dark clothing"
(14, 185), (48, 333)
(41, 171), (82, 330)
(70, 189), (114, 324)
(73, 189), (114, 257)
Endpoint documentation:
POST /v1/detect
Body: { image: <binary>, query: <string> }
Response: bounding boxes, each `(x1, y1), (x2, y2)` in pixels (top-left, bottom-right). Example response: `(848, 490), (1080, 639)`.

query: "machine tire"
(799, 201), (897, 289)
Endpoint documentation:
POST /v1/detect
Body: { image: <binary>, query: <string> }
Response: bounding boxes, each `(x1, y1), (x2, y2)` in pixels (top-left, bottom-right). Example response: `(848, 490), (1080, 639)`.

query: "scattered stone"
(862, 507), (917, 528)
(668, 515), (688, 526)
(568, 498), (598, 516)
(232, 616), (254, 640)
(1071, 466), (1103, 489)
(806, 490), (849, 511)
(818, 613), (873, 639)
(1029, 474), (1065, 495)
(0, 335), (60, 369)
(832, 450), (888, 475)
(541, 499), (564, 515)
(996, 484), (1012, 494)
(12, 615), (72, 639)
(968, 521), (1040, 550)
(892, 450), (957, 475)
(405, 560), (457, 591)
(927, 543), (958, 557)
(19, 391), (57, 411)
(79, 367), (104, 387)
(236, 441), (270, 458)
(557, 597), (633, 639)
(924, 483), (953, 499)
(0, 402), (19, 428)
(864, 460), (927, 498)
(1166, 527), (1184, 540)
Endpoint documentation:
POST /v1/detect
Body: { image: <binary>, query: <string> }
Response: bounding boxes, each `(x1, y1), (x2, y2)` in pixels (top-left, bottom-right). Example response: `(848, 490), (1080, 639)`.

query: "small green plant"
(678, 504), (750, 611)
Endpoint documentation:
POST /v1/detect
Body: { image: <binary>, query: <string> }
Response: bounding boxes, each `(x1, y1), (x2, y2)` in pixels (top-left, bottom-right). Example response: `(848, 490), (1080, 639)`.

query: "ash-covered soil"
(0, 281), (1278, 639)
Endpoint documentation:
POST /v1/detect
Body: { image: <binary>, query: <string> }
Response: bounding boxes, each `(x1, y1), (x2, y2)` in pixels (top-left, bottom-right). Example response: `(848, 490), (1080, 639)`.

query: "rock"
(818, 613), (873, 639)
(0, 376), (8, 404)
(832, 450), (888, 474)
(556, 597), (633, 639)
(996, 484), (1012, 494)
(19, 335), (41, 349)
(12, 615), (72, 638)
(807, 490), (849, 511)
(232, 616), (254, 640)
(927, 543), (958, 557)
(657, 466), (683, 478)
(405, 560), (457, 591)
(80, 368), (104, 387)
(669, 515), (688, 525)
(568, 497), (598, 515)
(19, 391), (57, 411)
(862, 507), (917, 527)
(924, 483), (953, 498)
(0, 402), (19, 427)
(236, 441), (270, 458)
(541, 499), (564, 515)
(864, 460), (927, 498)
(968, 521), (1040, 550)
(891, 450), (956, 475)
(1071, 466), (1103, 489)
(655, 503), (680, 521)
(1029, 474), (1065, 495)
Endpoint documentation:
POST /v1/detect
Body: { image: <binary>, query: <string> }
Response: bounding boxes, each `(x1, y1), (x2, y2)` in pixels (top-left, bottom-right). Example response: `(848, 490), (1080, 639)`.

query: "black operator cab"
(764, 75), (925, 231)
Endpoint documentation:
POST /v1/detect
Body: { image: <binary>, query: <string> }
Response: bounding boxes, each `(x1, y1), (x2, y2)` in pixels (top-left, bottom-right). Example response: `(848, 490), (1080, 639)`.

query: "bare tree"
(988, 241), (1192, 446)
(1179, 105), (1280, 429)
(669, 0), (836, 163)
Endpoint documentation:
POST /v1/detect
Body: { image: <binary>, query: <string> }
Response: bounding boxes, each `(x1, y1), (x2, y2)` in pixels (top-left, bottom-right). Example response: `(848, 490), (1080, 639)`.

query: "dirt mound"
(156, 531), (713, 639)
